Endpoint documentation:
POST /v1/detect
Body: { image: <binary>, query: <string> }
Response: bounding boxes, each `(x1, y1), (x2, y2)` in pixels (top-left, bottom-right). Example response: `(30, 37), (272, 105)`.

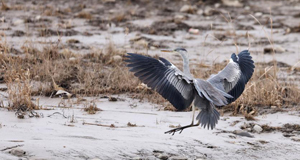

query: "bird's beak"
(161, 49), (174, 53)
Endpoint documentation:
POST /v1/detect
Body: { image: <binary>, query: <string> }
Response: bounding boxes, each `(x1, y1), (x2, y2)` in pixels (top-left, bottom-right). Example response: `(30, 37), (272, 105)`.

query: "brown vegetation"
(83, 101), (102, 114)
(0, 37), (299, 115)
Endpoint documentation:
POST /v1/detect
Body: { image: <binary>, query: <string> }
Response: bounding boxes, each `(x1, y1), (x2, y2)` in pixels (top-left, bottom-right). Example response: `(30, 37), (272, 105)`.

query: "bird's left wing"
(208, 50), (255, 104)
(125, 53), (195, 111)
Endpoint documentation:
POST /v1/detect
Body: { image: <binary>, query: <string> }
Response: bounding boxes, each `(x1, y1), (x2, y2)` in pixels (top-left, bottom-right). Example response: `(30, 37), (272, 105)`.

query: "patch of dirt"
(38, 29), (79, 37)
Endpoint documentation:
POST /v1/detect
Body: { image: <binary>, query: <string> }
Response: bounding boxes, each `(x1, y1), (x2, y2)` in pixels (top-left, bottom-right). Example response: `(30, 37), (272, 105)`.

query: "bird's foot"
(165, 122), (200, 135)
(164, 127), (186, 135)
(165, 123), (196, 135)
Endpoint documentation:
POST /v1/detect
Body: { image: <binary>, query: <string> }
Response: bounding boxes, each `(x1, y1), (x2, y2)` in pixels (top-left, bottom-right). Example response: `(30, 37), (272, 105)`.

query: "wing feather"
(208, 50), (255, 104)
(125, 53), (195, 111)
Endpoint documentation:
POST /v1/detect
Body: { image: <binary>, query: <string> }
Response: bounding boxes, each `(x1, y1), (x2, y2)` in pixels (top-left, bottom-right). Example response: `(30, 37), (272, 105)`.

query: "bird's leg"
(191, 104), (195, 125)
(165, 105), (199, 135)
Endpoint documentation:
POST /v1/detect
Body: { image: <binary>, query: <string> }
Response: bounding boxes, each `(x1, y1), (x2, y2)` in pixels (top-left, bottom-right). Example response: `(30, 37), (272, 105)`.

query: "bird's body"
(125, 48), (255, 134)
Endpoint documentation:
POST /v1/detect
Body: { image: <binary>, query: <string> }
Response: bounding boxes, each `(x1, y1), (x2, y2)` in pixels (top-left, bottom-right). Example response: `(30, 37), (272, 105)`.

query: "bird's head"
(161, 48), (188, 54)
(161, 48), (189, 60)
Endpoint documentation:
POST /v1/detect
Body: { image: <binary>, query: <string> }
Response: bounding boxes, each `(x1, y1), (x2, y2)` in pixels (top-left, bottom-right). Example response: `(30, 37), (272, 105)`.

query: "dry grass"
(111, 13), (128, 23)
(231, 64), (300, 113)
(1, 0), (10, 11)
(83, 101), (102, 114)
(5, 68), (38, 111)
(1, 37), (299, 114)
(1, 38), (168, 110)
(1, 40), (140, 95)
(76, 11), (92, 19)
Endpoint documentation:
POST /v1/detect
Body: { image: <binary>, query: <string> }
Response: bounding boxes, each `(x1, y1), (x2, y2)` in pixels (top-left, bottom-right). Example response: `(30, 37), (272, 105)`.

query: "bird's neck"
(179, 51), (192, 77)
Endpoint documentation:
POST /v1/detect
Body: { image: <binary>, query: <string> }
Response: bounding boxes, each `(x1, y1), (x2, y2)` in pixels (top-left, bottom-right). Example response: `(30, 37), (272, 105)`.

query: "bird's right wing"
(125, 53), (195, 111)
(208, 50), (255, 104)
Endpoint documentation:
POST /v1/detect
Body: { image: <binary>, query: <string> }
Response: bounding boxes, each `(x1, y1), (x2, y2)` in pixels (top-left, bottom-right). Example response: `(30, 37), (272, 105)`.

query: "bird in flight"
(125, 48), (255, 135)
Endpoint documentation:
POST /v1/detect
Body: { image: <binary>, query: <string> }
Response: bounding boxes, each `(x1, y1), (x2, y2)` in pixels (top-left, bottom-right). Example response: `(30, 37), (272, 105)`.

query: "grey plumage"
(208, 50), (255, 104)
(125, 49), (255, 131)
(125, 53), (194, 111)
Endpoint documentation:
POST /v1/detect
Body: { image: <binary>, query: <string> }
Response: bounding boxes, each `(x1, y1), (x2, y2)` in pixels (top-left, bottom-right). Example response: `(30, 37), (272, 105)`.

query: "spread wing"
(208, 50), (255, 104)
(125, 53), (195, 111)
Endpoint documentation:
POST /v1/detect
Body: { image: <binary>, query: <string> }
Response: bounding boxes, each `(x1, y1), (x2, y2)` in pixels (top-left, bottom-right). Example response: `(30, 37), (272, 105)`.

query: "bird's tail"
(194, 95), (220, 130)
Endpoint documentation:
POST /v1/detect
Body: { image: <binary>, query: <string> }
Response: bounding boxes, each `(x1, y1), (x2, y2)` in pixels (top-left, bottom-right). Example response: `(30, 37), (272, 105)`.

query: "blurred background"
(1, 0), (300, 63)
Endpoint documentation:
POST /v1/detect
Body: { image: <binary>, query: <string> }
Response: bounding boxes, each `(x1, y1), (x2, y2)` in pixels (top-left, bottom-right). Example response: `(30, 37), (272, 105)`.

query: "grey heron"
(125, 48), (255, 135)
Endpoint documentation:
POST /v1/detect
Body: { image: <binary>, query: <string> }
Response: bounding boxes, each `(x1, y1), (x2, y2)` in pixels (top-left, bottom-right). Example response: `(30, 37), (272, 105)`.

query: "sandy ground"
(1, 95), (300, 160)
